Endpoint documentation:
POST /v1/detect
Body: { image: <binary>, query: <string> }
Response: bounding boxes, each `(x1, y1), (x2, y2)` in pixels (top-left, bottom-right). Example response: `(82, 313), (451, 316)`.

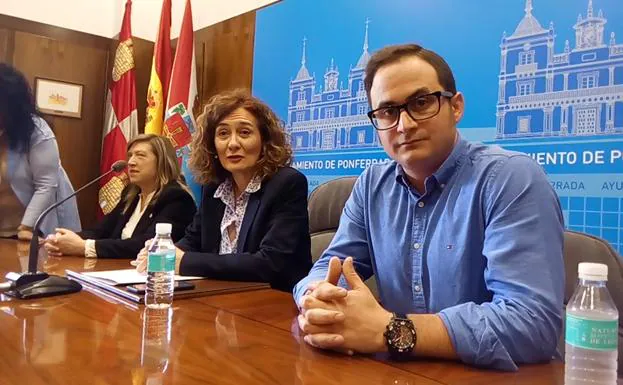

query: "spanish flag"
(144, 0), (172, 135)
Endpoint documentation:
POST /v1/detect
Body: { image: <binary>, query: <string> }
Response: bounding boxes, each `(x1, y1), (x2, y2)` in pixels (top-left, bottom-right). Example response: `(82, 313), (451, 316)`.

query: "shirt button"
(413, 243), (421, 250)
(414, 285), (422, 292)
(440, 183), (446, 189)
(417, 201), (425, 208)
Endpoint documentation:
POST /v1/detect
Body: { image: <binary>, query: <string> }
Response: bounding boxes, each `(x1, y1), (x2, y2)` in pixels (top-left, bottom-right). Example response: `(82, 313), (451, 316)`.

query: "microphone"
(110, 160), (129, 173)
(1, 160), (128, 299)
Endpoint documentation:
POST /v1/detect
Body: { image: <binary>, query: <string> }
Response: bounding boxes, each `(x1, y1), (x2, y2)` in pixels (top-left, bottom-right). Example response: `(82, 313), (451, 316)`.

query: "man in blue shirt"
(293, 44), (564, 371)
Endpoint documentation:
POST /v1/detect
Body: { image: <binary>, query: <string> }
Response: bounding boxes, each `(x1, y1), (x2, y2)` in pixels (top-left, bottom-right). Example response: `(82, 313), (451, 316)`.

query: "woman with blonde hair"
(136, 89), (312, 291)
(45, 134), (196, 259)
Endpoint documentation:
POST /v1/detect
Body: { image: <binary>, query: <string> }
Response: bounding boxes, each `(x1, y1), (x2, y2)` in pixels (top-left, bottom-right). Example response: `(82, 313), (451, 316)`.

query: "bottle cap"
(155, 223), (172, 235)
(578, 262), (608, 281)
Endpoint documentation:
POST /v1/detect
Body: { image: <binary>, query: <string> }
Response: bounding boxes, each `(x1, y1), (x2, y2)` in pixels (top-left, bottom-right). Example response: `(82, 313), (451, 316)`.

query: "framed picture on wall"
(34, 77), (84, 119)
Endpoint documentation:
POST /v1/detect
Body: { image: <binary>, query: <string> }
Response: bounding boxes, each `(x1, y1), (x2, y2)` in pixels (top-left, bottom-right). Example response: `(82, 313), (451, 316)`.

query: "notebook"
(65, 269), (270, 304)
(77, 268), (202, 285)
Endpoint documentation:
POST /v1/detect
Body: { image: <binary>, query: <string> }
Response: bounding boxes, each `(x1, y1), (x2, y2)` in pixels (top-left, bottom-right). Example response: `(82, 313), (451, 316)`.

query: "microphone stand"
(1, 161), (127, 299)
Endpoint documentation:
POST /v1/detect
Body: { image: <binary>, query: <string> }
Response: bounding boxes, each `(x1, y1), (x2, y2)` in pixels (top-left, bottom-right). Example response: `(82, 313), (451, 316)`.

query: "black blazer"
(79, 182), (196, 259)
(177, 166), (312, 292)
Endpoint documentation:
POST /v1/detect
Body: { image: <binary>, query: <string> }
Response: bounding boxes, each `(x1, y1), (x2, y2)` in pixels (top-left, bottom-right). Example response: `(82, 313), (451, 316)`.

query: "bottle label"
(565, 314), (618, 351)
(147, 252), (175, 272)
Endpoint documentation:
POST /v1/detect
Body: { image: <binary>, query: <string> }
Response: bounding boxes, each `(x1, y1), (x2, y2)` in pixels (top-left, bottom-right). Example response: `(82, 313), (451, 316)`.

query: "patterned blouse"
(214, 175), (262, 254)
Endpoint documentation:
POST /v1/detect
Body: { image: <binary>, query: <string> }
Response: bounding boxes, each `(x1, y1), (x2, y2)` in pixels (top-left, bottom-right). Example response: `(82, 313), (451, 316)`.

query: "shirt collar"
(136, 191), (156, 213)
(214, 174), (262, 199)
(139, 191), (156, 204)
(213, 178), (231, 199)
(245, 174), (262, 193)
(432, 134), (469, 187)
(394, 163), (409, 187)
(394, 133), (469, 188)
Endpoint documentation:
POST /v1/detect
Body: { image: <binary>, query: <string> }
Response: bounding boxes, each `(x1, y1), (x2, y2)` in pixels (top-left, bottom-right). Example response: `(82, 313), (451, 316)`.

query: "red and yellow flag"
(99, 0), (138, 216)
(144, 0), (172, 135)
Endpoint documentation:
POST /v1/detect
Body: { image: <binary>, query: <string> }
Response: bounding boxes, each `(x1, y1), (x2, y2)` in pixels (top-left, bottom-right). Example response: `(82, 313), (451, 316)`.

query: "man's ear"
(450, 92), (465, 124)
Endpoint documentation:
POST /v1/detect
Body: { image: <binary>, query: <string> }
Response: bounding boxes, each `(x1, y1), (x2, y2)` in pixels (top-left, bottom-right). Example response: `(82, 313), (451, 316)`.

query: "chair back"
(307, 177), (378, 296)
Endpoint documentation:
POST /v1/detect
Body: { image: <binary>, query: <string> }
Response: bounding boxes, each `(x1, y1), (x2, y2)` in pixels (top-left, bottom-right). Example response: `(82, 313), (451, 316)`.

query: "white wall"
(0, 0), (119, 37)
(131, 0), (278, 41)
(1, 0), (279, 40)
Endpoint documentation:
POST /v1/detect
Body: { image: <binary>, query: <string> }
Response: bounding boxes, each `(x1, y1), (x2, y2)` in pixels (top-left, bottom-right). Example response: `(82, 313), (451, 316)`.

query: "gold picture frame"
(34, 77), (84, 119)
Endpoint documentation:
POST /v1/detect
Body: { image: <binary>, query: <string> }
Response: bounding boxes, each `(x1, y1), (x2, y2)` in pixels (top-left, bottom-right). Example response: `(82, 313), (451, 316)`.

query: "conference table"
(0, 240), (618, 385)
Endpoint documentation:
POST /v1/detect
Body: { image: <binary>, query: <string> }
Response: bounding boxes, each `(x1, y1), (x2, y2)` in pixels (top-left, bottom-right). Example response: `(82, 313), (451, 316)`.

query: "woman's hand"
(134, 241), (185, 275)
(132, 240), (151, 271)
(43, 234), (62, 257)
(45, 228), (86, 256)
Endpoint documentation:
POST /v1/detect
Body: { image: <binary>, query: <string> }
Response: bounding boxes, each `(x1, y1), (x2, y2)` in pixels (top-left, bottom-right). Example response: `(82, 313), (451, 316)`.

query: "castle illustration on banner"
(287, 19), (377, 152)
(497, 0), (623, 139)
(286, 0), (623, 152)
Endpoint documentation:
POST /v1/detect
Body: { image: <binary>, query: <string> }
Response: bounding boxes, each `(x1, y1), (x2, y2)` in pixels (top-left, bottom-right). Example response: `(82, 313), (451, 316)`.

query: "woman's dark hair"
(0, 63), (43, 153)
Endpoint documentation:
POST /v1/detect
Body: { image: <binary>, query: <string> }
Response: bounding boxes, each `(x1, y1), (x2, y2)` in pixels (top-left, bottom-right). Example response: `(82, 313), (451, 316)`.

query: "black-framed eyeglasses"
(367, 90), (455, 131)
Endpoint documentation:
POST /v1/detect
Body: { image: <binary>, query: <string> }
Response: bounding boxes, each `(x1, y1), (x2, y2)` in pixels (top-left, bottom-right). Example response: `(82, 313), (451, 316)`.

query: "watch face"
(388, 320), (415, 351)
(394, 323), (415, 349)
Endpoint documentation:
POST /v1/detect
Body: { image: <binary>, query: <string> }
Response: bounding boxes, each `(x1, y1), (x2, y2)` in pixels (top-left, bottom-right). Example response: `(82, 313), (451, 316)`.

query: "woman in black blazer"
(44, 134), (196, 259)
(136, 90), (312, 291)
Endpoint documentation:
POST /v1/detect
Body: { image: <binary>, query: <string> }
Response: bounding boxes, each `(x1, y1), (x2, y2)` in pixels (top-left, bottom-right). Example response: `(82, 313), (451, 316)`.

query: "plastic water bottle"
(140, 306), (172, 383)
(565, 262), (618, 384)
(145, 223), (175, 309)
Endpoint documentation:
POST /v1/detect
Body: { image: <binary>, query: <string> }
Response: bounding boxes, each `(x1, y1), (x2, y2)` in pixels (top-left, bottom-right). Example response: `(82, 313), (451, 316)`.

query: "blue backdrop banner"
(253, 0), (623, 255)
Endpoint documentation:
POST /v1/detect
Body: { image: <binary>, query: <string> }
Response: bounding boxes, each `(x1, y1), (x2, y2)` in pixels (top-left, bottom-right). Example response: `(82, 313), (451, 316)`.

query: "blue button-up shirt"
(293, 137), (565, 371)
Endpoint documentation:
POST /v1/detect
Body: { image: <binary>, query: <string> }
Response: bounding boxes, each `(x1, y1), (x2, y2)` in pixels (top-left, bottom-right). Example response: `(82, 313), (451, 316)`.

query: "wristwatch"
(384, 313), (416, 359)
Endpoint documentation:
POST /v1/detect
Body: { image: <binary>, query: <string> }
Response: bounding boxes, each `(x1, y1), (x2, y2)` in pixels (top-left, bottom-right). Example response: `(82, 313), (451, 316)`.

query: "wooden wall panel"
(0, 14), (111, 228)
(0, 28), (13, 63)
(0, 15), (110, 50)
(194, 12), (256, 105)
(132, 37), (155, 132)
(11, 31), (108, 227)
